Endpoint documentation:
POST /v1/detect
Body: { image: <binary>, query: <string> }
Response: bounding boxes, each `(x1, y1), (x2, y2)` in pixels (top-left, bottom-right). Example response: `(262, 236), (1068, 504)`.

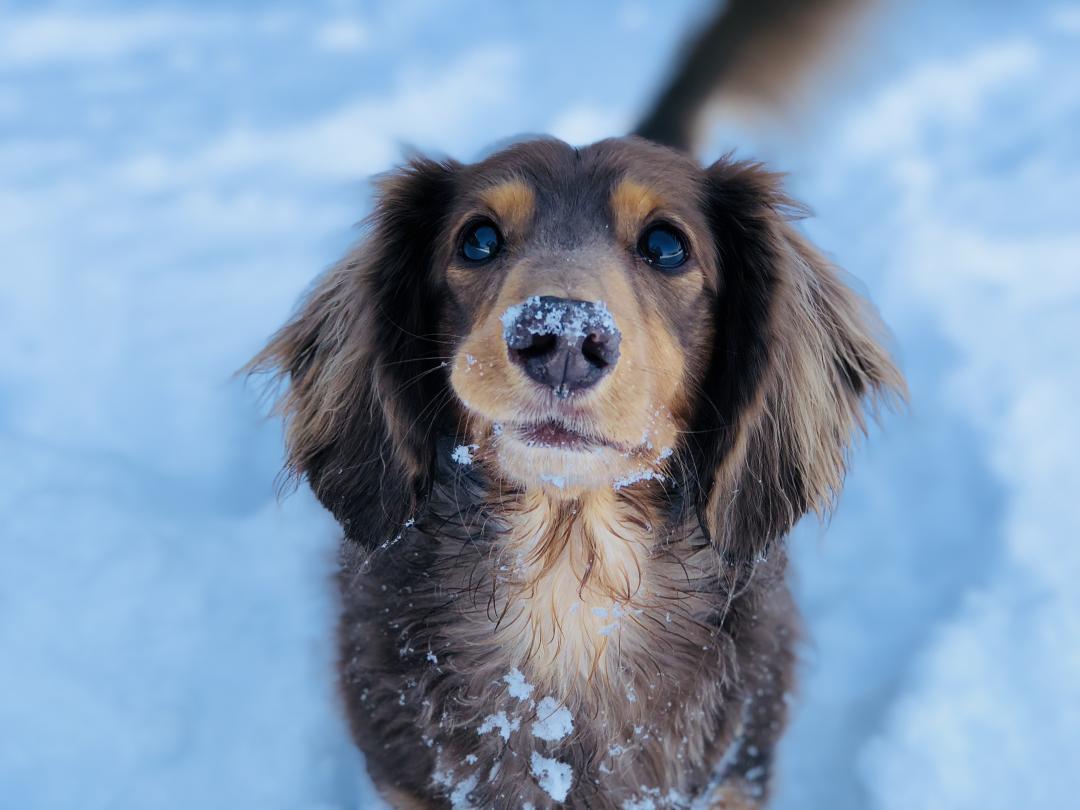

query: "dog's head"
(251, 136), (903, 562)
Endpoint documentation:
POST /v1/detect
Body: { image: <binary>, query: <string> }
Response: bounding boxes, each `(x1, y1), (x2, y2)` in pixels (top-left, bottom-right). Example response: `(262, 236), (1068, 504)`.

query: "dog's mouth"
(488, 415), (676, 490)
(511, 419), (628, 454)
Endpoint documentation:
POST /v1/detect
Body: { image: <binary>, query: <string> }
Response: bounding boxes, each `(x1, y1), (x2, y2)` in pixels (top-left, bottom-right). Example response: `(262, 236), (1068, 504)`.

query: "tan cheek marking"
(610, 179), (664, 244)
(479, 180), (535, 234)
(595, 292), (653, 442)
(644, 312), (688, 412)
(643, 312), (687, 446)
(450, 321), (522, 419)
(449, 273), (544, 424)
(585, 266), (686, 452)
(606, 313), (685, 454)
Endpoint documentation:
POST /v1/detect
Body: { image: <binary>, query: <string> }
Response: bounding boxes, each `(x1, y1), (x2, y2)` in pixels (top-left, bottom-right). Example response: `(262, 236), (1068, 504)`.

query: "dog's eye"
(460, 220), (503, 263)
(638, 223), (688, 271)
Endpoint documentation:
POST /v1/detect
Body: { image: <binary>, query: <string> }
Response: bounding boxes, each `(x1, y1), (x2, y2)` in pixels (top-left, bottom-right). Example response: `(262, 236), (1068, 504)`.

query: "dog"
(249, 132), (903, 808)
(250, 2), (900, 806)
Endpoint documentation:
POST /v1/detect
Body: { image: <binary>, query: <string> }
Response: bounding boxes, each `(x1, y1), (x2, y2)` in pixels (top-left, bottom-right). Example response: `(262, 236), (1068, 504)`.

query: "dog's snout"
(503, 295), (621, 398)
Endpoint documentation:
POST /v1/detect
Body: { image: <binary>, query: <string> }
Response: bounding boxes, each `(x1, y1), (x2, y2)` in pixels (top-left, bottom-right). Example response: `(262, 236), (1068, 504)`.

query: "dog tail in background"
(633, 0), (872, 152)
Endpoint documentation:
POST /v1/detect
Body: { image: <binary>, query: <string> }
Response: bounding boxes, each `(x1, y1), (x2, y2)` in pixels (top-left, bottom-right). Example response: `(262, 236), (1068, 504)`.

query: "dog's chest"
(403, 489), (735, 806)
(348, 484), (744, 807)
(429, 485), (728, 698)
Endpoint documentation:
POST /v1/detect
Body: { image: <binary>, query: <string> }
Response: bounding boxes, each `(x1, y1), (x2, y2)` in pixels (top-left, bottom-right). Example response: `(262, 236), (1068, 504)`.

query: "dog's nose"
(503, 296), (621, 397)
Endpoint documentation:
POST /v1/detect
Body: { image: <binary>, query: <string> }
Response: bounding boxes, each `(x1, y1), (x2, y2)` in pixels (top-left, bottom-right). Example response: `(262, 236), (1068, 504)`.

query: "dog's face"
(252, 136), (903, 560)
(443, 140), (714, 493)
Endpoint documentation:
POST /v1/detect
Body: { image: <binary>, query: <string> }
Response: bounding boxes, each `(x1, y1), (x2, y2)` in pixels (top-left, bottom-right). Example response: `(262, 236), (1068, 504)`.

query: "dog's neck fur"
(490, 486), (658, 698)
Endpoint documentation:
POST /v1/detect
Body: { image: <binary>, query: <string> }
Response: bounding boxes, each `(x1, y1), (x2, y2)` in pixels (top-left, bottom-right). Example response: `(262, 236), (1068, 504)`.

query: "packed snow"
(540, 473), (568, 489)
(451, 444), (479, 465)
(612, 468), (666, 491)
(500, 296), (617, 342)
(503, 668), (536, 702)
(449, 774), (479, 810)
(529, 752), (574, 803)
(2, 2), (1078, 809)
(476, 712), (520, 742)
(531, 697), (574, 742)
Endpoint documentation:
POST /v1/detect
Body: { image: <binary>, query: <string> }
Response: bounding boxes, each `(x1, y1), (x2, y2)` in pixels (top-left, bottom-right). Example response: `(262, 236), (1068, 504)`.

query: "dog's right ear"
(247, 156), (459, 546)
(688, 158), (905, 567)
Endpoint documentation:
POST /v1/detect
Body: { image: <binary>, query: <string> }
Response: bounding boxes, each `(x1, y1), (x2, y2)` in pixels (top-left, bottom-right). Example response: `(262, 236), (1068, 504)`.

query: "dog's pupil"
(641, 225), (687, 270)
(462, 222), (501, 262)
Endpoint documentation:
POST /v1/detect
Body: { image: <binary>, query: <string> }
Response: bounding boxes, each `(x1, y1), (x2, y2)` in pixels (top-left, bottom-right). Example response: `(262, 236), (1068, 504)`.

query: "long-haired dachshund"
(250, 5), (901, 808)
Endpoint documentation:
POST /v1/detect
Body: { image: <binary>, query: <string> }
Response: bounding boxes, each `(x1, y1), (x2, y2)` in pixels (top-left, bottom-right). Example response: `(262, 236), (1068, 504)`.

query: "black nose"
(503, 296), (621, 397)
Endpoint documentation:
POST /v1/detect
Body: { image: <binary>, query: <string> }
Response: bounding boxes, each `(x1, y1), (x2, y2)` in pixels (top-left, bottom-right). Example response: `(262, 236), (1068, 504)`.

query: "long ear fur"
(691, 158), (905, 565)
(247, 157), (459, 546)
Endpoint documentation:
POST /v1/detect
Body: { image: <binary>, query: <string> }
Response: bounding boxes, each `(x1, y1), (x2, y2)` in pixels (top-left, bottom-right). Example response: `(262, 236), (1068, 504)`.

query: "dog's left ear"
(690, 158), (906, 566)
(247, 156), (459, 546)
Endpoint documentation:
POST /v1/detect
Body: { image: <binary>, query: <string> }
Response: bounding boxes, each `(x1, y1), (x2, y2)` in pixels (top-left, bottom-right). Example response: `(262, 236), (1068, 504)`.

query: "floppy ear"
(247, 156), (460, 546)
(690, 158), (905, 566)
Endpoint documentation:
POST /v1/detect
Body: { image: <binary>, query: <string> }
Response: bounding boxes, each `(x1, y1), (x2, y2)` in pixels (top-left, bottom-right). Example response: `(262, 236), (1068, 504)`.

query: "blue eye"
(638, 223), (688, 271)
(461, 220), (503, 263)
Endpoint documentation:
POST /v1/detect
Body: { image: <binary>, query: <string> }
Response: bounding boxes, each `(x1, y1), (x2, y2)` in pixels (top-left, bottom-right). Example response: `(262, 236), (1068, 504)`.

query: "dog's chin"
(486, 420), (671, 496)
(495, 438), (618, 494)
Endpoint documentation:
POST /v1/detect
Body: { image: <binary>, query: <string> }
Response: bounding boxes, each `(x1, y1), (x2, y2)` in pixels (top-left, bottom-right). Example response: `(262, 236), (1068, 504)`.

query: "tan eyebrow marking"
(479, 179), (535, 233)
(610, 179), (666, 243)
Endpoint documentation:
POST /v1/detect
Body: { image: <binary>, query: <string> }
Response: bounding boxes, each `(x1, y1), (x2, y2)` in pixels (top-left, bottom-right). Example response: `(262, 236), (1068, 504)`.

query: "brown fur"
(248, 136), (903, 808)
(478, 179), (536, 235)
(610, 179), (667, 244)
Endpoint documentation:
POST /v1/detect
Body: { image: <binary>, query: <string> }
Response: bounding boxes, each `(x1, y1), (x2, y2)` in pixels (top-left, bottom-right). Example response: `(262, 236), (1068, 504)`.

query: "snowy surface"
(2, 1), (1078, 808)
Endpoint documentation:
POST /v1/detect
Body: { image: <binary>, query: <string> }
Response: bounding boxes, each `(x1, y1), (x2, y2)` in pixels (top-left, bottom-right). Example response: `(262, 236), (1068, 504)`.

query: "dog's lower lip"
(516, 420), (596, 449)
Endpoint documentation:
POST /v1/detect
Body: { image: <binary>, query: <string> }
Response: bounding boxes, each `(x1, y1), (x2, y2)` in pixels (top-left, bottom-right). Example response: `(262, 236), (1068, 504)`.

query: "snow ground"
(1, 1), (1078, 808)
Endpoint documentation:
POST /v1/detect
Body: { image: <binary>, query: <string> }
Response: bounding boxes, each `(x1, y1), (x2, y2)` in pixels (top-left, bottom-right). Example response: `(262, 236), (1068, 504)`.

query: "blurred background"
(2, 1), (1079, 808)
